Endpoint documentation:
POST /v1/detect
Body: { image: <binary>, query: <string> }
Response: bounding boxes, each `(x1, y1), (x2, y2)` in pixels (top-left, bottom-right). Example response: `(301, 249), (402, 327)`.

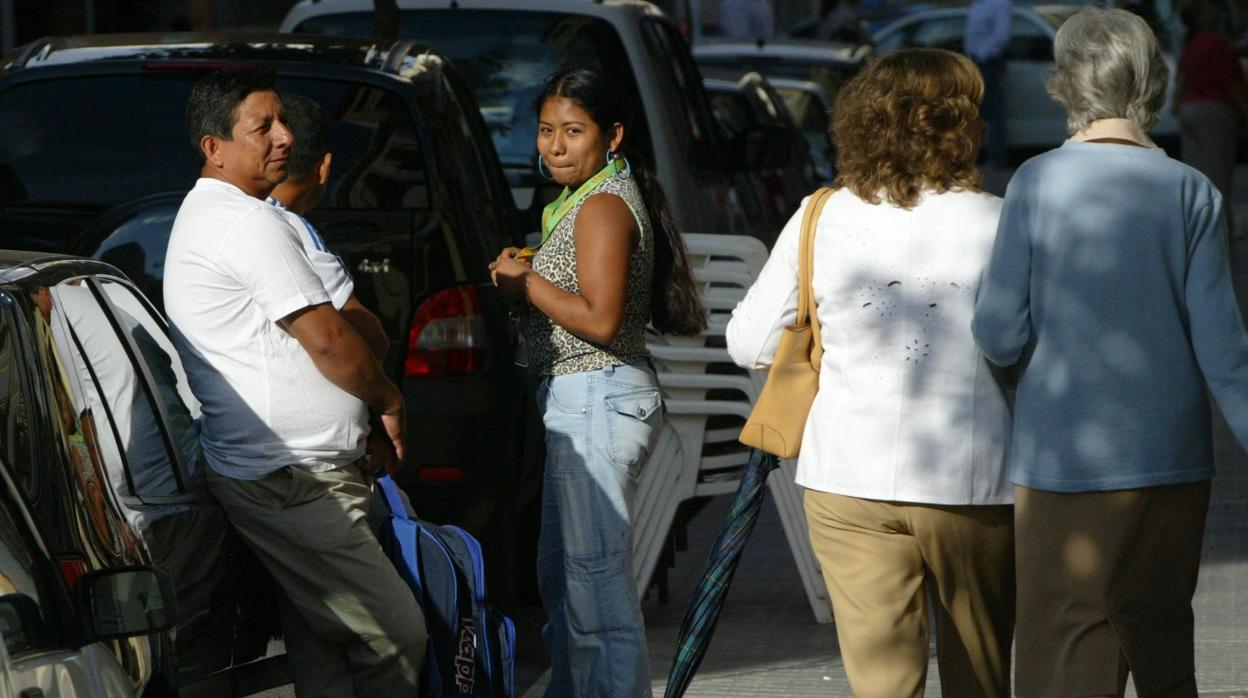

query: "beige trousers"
(208, 463), (425, 698)
(804, 490), (1015, 698)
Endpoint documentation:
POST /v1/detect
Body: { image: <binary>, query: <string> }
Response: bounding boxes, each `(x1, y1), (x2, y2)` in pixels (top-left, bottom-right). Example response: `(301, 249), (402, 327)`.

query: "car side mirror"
(736, 124), (792, 171)
(78, 566), (175, 640)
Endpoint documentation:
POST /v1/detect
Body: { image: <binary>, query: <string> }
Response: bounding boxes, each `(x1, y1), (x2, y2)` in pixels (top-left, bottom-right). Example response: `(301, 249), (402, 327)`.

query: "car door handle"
(19, 688), (45, 698)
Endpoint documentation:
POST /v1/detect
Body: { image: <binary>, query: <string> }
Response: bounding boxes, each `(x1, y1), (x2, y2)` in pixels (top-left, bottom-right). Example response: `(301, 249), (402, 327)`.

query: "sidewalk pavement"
(631, 425), (1247, 697)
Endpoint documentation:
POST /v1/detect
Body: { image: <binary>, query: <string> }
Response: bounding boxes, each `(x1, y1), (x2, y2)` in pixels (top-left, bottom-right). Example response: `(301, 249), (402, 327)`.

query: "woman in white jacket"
(726, 48), (1014, 698)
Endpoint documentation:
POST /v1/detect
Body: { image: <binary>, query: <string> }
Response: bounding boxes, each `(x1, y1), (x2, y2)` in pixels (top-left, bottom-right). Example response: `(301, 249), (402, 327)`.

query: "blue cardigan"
(973, 139), (1248, 491)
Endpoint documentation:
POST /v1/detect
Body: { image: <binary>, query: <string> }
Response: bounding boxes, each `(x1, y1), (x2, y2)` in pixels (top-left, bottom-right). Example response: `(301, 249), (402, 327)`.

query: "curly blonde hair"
(831, 48), (984, 209)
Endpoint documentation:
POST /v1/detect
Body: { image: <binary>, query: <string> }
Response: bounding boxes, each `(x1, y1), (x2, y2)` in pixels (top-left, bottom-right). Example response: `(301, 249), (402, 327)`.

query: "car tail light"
(59, 558), (88, 590)
(418, 466), (465, 482)
(405, 285), (488, 377)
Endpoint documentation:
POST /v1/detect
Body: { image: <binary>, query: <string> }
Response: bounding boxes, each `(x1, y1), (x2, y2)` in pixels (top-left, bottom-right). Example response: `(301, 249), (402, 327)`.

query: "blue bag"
(376, 475), (516, 698)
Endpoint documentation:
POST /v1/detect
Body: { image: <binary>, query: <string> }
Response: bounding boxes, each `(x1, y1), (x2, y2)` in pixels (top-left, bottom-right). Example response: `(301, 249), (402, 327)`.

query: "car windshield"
(0, 74), (429, 211)
(293, 10), (641, 169)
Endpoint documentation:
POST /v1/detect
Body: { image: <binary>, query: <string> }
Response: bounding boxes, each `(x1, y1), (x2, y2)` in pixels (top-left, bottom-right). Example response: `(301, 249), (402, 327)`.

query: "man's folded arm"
(282, 303), (405, 462)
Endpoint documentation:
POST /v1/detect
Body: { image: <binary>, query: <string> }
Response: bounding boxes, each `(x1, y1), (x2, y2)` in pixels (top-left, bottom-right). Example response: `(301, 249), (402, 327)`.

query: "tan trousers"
(208, 463), (426, 698)
(804, 490), (1015, 698)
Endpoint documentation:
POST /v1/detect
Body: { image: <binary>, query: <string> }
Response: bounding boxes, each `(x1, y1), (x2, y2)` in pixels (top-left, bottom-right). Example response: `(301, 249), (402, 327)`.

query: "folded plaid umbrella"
(665, 449), (779, 698)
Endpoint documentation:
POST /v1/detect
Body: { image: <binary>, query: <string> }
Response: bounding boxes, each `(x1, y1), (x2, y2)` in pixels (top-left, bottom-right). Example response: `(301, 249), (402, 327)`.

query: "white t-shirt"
(727, 188), (1012, 505)
(266, 196), (354, 309)
(164, 178), (368, 479)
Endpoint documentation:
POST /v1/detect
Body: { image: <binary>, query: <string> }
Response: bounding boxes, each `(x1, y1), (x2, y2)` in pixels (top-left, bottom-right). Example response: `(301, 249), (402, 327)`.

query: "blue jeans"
(537, 363), (661, 698)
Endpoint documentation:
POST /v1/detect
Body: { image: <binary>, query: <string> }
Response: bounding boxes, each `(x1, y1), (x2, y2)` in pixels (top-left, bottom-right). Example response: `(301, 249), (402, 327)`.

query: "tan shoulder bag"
(738, 187), (834, 459)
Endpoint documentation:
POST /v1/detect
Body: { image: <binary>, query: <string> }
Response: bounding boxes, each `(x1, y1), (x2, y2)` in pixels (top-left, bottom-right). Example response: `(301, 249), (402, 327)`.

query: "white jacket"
(727, 188), (1013, 505)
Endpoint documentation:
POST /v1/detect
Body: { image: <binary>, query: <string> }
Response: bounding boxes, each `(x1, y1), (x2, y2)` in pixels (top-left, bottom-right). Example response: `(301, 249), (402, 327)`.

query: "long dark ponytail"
(534, 68), (706, 336)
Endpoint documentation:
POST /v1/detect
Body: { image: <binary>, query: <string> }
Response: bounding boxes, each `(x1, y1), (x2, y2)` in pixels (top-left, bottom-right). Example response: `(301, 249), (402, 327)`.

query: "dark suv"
(0, 35), (539, 605)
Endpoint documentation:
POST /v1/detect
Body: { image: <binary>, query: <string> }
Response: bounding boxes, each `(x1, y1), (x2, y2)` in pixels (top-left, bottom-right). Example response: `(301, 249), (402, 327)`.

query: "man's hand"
(378, 401), (405, 473)
(366, 416), (402, 476)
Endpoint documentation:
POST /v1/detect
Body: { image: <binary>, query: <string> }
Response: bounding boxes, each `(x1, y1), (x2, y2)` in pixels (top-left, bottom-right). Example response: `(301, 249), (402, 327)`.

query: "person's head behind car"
(1046, 7), (1168, 136)
(830, 47), (984, 209)
(271, 93), (332, 214)
(186, 67), (293, 199)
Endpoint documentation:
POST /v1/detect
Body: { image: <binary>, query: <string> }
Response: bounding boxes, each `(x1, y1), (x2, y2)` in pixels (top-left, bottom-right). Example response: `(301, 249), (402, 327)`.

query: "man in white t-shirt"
(163, 67), (423, 697)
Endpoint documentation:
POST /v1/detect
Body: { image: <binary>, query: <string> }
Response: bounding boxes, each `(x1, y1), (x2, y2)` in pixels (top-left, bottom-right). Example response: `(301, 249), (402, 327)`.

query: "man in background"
(719, 0), (775, 40)
(268, 93), (394, 470)
(964, 0), (1013, 168)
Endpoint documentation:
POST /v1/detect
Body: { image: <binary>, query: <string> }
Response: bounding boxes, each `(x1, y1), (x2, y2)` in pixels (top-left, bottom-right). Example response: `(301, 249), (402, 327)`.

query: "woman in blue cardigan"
(973, 9), (1248, 698)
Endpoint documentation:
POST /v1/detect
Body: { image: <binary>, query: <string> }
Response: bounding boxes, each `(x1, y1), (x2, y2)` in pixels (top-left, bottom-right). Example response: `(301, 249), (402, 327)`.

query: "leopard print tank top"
(521, 173), (654, 376)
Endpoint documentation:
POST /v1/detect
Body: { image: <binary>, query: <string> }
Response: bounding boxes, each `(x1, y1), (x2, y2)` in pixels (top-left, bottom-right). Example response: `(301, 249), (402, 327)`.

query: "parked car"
(279, 0), (781, 241)
(871, 4), (1181, 151)
(0, 34), (538, 608)
(0, 252), (252, 696)
(701, 69), (818, 241)
(0, 497), (173, 698)
(767, 77), (836, 184)
(692, 38), (870, 120)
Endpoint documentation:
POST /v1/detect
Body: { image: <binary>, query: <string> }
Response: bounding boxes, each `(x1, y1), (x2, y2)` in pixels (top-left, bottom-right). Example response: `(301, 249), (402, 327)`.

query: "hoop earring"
(536, 154), (555, 182)
(607, 148), (632, 178)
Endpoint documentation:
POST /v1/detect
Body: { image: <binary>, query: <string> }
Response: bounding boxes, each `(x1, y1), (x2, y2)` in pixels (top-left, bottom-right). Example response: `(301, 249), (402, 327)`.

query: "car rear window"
(293, 10), (648, 169)
(0, 74), (430, 215)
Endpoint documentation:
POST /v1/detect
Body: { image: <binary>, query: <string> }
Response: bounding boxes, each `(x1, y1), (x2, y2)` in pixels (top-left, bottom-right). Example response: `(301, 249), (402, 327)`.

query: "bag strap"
(797, 188), (834, 368)
(377, 474), (411, 522)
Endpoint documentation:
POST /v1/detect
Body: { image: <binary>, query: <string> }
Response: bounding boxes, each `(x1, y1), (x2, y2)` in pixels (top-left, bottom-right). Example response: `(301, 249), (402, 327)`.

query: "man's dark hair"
(186, 67), (279, 161)
(281, 94), (330, 178)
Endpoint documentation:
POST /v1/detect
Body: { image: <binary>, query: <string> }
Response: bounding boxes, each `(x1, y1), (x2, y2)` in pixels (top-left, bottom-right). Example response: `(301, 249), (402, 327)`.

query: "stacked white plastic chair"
(634, 233), (834, 624)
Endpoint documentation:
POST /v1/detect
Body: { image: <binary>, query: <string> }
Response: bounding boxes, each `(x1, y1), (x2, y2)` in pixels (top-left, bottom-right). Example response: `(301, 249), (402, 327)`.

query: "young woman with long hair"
(489, 67), (704, 697)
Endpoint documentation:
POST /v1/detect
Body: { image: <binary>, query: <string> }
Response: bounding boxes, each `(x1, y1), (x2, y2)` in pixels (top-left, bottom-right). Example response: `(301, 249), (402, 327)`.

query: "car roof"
(280, 0), (664, 30)
(692, 38), (870, 65)
(3, 32), (436, 74)
(0, 251), (120, 285)
(698, 64), (764, 83)
(763, 77), (830, 102)
(872, 4), (1065, 37)
(702, 76), (742, 92)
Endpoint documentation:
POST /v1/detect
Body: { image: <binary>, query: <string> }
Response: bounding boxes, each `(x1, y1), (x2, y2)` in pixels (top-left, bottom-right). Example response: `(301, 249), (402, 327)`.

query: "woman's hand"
(490, 248), (532, 300)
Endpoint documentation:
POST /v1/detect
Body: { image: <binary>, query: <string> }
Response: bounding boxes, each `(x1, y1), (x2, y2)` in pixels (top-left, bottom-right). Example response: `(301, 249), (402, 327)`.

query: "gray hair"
(1045, 8), (1169, 134)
